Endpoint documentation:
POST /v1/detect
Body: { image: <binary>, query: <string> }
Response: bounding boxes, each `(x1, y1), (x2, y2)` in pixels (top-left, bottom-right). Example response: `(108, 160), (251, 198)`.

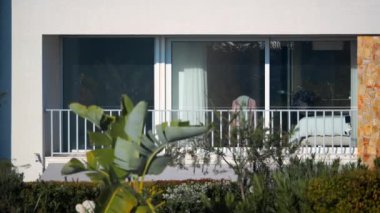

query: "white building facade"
(2, 0), (380, 180)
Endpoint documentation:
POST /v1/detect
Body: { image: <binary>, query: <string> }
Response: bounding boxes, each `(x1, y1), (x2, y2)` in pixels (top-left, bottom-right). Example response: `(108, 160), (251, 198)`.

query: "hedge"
(306, 169), (380, 212)
(2, 166), (380, 212)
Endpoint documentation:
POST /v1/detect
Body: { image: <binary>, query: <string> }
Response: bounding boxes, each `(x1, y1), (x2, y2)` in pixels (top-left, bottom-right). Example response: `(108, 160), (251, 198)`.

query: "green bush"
(3, 157), (380, 212)
(152, 179), (237, 213)
(21, 181), (100, 212)
(0, 160), (24, 212)
(0, 163), (100, 213)
(232, 157), (364, 213)
(306, 169), (380, 212)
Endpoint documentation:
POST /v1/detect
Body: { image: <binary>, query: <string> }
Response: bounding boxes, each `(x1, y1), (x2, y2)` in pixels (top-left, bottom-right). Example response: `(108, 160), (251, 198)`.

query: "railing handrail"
(46, 108), (358, 112)
(44, 108), (358, 157)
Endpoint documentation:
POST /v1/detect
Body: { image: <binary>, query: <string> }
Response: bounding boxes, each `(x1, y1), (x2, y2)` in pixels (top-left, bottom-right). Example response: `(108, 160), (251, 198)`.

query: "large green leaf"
(164, 126), (209, 142)
(103, 185), (138, 213)
(121, 95), (134, 116)
(114, 137), (140, 171)
(86, 151), (97, 169)
(170, 120), (190, 127)
(125, 101), (147, 143)
(112, 165), (129, 180)
(147, 131), (161, 146)
(141, 135), (157, 152)
(88, 149), (114, 170)
(69, 103), (104, 128)
(114, 158), (145, 174)
(110, 117), (128, 141)
(136, 206), (151, 213)
(61, 158), (86, 175)
(86, 171), (110, 185)
(155, 124), (168, 144)
(147, 156), (171, 175)
(88, 132), (112, 147)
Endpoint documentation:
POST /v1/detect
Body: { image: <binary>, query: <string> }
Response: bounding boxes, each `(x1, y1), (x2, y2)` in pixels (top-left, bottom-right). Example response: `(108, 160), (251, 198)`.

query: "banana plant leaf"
(69, 103), (115, 131)
(121, 95), (134, 116)
(87, 149), (114, 171)
(69, 103), (104, 128)
(109, 116), (128, 142)
(88, 132), (112, 147)
(135, 206), (151, 213)
(164, 126), (209, 142)
(61, 158), (86, 175)
(102, 185), (138, 213)
(125, 101), (147, 143)
(114, 137), (142, 172)
(147, 156), (171, 175)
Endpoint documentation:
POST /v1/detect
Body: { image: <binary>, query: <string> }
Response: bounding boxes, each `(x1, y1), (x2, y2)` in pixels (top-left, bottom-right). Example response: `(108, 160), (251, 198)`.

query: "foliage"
(233, 157), (366, 213)
(160, 181), (211, 213)
(201, 181), (240, 213)
(61, 94), (209, 212)
(0, 159), (24, 212)
(208, 114), (298, 201)
(153, 179), (237, 213)
(3, 163), (380, 213)
(166, 111), (299, 210)
(22, 181), (99, 212)
(306, 168), (380, 212)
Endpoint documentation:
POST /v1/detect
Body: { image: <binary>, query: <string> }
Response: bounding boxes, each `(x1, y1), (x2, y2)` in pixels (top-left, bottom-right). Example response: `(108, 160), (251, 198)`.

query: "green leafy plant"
(167, 111), (299, 210)
(22, 181), (100, 212)
(306, 168), (380, 212)
(211, 115), (298, 201)
(160, 181), (210, 213)
(61, 95), (209, 212)
(0, 159), (24, 212)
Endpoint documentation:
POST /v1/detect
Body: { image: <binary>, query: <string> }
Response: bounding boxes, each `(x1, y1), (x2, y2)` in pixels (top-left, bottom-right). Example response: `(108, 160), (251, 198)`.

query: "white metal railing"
(45, 108), (357, 157)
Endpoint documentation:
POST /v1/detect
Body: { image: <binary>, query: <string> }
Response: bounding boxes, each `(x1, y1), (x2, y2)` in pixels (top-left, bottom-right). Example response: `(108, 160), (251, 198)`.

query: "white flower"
(82, 200), (96, 213)
(75, 204), (86, 213)
(76, 200), (95, 213)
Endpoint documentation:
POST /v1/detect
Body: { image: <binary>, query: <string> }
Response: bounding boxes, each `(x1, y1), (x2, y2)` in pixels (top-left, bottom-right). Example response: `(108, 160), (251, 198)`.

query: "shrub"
(0, 160), (24, 212)
(21, 181), (100, 212)
(160, 181), (211, 213)
(306, 169), (380, 212)
(232, 157), (364, 213)
(154, 179), (237, 213)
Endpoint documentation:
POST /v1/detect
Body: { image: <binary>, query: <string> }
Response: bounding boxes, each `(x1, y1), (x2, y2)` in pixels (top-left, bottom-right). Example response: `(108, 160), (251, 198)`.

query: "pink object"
(231, 95), (256, 126)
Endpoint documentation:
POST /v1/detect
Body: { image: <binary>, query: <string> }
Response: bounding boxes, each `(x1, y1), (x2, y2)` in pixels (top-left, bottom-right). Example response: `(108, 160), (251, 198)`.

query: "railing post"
(50, 110), (53, 156)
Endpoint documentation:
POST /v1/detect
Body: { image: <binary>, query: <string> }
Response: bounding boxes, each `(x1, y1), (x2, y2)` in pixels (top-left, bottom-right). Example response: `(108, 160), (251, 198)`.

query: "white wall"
(12, 0), (380, 35)
(11, 0), (380, 180)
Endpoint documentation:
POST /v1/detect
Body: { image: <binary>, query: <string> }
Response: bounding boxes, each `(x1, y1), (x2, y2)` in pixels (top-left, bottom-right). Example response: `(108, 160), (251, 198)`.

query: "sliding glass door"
(170, 40), (265, 124)
(270, 40), (353, 109)
(168, 38), (356, 129)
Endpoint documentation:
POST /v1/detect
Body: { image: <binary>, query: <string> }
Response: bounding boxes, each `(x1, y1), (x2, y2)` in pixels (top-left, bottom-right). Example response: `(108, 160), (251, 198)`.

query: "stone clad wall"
(358, 36), (380, 167)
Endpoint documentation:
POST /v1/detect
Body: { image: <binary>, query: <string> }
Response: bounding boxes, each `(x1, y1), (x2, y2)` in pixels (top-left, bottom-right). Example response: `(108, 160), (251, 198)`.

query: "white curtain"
(172, 42), (207, 124)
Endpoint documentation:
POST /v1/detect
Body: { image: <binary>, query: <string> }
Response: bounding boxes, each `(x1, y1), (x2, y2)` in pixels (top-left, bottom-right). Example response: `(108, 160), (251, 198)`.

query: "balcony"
(44, 108), (357, 160)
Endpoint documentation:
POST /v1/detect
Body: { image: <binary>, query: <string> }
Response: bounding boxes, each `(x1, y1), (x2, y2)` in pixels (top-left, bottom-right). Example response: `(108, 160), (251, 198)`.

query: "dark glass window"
(63, 38), (154, 108)
(270, 40), (351, 108)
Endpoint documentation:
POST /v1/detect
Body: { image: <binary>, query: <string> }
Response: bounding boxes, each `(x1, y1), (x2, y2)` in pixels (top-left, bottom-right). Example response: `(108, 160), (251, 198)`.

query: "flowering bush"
(160, 181), (212, 213)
